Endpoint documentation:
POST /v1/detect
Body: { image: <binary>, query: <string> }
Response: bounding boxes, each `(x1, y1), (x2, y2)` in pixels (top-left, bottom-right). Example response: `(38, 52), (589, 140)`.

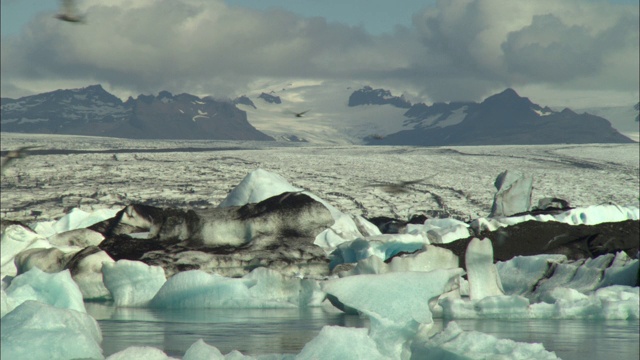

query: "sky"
(1, 0), (638, 108)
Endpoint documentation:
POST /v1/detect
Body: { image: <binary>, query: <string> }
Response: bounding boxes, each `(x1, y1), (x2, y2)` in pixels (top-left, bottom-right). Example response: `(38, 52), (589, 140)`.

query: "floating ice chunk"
(2, 268), (85, 316)
(48, 228), (105, 248)
(71, 249), (115, 300)
(496, 255), (567, 296)
(324, 269), (464, 325)
(323, 268), (464, 355)
(219, 169), (303, 208)
(465, 238), (504, 300)
(106, 346), (178, 360)
(338, 245), (459, 276)
(472, 205), (639, 232)
(405, 218), (472, 244)
(150, 270), (252, 308)
(601, 251), (639, 287)
(314, 212), (380, 249)
(531, 255), (618, 301)
(414, 321), (559, 359)
(183, 338), (282, 359)
(330, 234), (428, 267)
(497, 253), (638, 302)
(218, 168), (376, 250)
(182, 339), (225, 360)
(244, 267), (325, 307)
(540, 287), (588, 304)
(556, 285), (638, 319)
(440, 286), (638, 320)
(490, 170), (533, 217)
(594, 285), (639, 319)
(150, 267), (319, 309)
(34, 207), (119, 237)
(1, 301), (103, 360)
(296, 326), (386, 360)
(1, 224), (51, 277)
(553, 204), (639, 225)
(440, 295), (530, 319)
(102, 260), (166, 307)
(14, 247), (72, 274)
(475, 295), (530, 317)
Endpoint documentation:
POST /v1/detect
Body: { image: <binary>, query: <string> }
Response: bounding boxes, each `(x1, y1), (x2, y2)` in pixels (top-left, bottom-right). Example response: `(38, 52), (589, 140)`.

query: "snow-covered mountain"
(0, 85), (273, 141)
(234, 81), (635, 145)
(375, 88), (634, 146)
(1, 82), (635, 144)
(233, 80), (416, 144)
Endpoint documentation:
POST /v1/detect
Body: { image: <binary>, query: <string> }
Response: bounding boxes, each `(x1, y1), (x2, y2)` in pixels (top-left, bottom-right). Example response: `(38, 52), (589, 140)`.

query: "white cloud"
(1, 0), (637, 107)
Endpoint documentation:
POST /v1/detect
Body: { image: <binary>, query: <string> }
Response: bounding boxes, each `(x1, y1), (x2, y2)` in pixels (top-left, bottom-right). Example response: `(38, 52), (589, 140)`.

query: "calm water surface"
(86, 304), (639, 359)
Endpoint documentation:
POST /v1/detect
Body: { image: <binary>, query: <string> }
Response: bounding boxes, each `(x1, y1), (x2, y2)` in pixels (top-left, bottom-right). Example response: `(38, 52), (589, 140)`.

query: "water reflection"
(86, 303), (369, 357)
(451, 318), (640, 360)
(86, 303), (639, 359)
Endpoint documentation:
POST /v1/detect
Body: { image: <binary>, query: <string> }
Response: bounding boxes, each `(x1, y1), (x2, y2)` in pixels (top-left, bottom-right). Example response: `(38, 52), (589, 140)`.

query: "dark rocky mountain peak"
(348, 86), (411, 108)
(157, 91), (174, 101)
(259, 92), (282, 104)
(481, 88), (533, 108)
(234, 95), (256, 109)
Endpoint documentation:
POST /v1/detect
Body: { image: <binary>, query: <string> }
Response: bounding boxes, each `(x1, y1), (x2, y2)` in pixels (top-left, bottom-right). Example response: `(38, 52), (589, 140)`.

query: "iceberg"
(102, 259), (166, 307)
(2, 268), (86, 316)
(1, 301), (103, 360)
(413, 321), (559, 359)
(150, 267), (323, 309)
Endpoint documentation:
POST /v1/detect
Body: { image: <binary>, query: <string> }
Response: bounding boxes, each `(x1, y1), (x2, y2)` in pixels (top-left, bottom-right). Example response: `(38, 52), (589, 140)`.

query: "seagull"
(294, 110), (311, 118)
(1, 146), (40, 174)
(366, 177), (432, 194)
(55, 0), (85, 23)
(285, 109), (311, 118)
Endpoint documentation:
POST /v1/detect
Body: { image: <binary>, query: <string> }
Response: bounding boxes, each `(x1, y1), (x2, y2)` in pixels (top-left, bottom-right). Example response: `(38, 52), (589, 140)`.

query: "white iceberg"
(102, 259), (167, 307)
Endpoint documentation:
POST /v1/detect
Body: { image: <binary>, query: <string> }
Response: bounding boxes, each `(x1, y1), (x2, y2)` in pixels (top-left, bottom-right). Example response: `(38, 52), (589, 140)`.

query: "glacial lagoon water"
(86, 304), (639, 359)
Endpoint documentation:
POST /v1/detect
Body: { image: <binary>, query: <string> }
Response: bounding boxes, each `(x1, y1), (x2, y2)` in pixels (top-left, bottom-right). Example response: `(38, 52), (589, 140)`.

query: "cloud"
(411, 0), (639, 102)
(1, 0), (638, 106)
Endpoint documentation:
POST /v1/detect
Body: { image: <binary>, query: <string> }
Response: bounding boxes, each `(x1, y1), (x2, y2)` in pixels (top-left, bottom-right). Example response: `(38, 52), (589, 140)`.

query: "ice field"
(1, 133), (638, 222)
(1, 133), (639, 359)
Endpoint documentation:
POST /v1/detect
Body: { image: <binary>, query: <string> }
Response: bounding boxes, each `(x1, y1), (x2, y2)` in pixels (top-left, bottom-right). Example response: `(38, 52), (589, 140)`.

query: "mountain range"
(370, 88), (633, 146)
(0, 85), (273, 141)
(1, 83), (636, 145)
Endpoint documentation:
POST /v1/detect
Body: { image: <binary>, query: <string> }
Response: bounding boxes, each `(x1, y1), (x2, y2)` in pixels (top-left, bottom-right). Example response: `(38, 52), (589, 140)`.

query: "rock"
(258, 92), (281, 104)
(435, 219), (639, 268)
(489, 170), (533, 217)
(366, 214), (432, 234)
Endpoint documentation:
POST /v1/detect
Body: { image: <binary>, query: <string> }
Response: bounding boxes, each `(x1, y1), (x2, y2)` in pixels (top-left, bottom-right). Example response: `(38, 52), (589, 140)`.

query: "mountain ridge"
(1, 85), (274, 141)
(2, 83), (635, 145)
(371, 87), (633, 145)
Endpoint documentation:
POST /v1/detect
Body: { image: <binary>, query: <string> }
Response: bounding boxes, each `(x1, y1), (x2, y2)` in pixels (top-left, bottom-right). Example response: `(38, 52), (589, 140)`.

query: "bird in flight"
(285, 109), (311, 118)
(294, 110), (311, 118)
(366, 177), (432, 194)
(1, 146), (40, 174)
(55, 0), (85, 23)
